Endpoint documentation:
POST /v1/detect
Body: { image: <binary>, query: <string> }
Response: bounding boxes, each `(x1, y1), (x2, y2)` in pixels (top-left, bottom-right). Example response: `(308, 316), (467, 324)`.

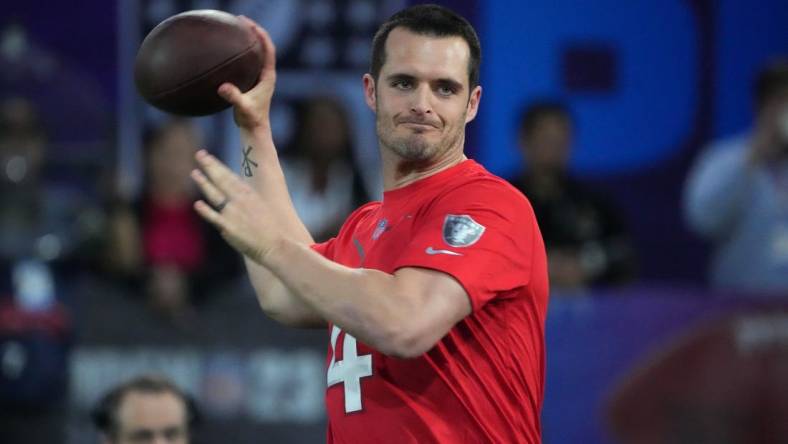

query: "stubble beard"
(376, 111), (466, 164)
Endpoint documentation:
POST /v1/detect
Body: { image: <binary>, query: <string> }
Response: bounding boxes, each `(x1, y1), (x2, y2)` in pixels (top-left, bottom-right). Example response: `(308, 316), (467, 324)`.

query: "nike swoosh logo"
(425, 247), (463, 256)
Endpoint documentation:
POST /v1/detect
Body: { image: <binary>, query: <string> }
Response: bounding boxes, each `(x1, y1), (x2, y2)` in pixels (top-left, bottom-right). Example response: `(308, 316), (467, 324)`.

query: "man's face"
(110, 391), (189, 444)
(363, 27), (481, 164)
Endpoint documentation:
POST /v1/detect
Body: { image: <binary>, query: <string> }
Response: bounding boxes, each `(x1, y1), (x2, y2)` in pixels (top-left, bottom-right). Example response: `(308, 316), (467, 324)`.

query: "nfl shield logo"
(442, 214), (485, 247)
(372, 219), (389, 240)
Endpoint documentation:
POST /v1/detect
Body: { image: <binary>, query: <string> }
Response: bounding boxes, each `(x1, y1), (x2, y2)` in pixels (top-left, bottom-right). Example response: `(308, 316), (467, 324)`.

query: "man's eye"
(163, 427), (186, 440)
(128, 431), (153, 443)
(392, 80), (412, 90)
(437, 86), (456, 96)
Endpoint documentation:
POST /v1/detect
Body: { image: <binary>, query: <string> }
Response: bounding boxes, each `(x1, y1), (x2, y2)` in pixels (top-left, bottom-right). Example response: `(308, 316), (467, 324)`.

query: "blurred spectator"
(281, 97), (371, 241)
(512, 101), (635, 291)
(0, 96), (103, 266)
(684, 58), (788, 295)
(91, 374), (200, 444)
(104, 120), (241, 322)
(0, 96), (81, 444)
(0, 21), (112, 164)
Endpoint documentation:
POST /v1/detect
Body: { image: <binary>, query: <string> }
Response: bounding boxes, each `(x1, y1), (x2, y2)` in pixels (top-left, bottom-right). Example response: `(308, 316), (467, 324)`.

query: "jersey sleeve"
(393, 180), (540, 312)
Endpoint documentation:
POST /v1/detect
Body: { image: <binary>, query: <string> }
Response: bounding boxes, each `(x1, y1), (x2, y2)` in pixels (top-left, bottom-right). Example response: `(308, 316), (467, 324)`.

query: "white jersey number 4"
(327, 325), (373, 413)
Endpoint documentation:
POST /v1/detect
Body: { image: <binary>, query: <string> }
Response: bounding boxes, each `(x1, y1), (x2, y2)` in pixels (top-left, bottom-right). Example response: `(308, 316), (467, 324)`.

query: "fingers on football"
(217, 82), (243, 105)
(238, 15), (276, 73)
(191, 168), (226, 206)
(257, 26), (277, 73)
(195, 150), (244, 196)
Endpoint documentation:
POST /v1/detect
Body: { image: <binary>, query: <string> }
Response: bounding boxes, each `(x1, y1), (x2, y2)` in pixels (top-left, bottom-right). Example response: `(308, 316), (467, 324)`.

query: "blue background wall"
(479, 0), (788, 176)
(480, 0), (697, 176)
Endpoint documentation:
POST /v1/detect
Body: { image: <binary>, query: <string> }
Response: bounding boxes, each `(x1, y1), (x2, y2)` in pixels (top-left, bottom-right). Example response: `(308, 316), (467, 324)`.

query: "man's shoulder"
(354, 200), (382, 213)
(443, 162), (532, 209)
(416, 162), (536, 230)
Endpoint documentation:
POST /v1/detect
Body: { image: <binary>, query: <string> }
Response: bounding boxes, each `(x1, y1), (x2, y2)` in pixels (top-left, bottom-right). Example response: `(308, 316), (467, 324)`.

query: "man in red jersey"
(190, 4), (549, 443)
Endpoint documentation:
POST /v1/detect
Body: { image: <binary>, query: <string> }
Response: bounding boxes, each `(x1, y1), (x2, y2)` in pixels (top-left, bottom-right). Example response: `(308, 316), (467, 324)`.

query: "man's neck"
(381, 147), (467, 191)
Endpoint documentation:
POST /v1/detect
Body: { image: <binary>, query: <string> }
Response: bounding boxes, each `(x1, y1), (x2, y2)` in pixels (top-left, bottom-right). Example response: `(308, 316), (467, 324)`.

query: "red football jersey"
(312, 160), (549, 443)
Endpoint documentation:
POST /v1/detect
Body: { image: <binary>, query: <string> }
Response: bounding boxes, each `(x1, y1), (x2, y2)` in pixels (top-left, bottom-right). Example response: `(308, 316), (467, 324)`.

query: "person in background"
(684, 58), (788, 295)
(104, 120), (240, 321)
(0, 96), (103, 267)
(512, 101), (635, 291)
(0, 96), (91, 444)
(281, 97), (371, 241)
(91, 374), (199, 444)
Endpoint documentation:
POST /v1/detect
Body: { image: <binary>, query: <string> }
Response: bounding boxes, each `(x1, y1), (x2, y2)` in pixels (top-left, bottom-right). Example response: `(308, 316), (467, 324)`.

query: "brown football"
(134, 10), (264, 116)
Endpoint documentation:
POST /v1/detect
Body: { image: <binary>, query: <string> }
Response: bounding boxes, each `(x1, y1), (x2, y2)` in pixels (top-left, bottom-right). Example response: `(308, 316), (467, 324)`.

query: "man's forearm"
(243, 258), (325, 327)
(238, 127), (307, 234)
(261, 237), (417, 356)
(236, 127), (322, 326)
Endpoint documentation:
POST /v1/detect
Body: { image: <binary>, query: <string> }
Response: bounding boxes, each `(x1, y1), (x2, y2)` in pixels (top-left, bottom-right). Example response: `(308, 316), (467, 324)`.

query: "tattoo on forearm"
(241, 145), (258, 177)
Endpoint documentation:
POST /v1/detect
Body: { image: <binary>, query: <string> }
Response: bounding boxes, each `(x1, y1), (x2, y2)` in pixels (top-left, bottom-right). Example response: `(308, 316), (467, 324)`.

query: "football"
(134, 10), (264, 116)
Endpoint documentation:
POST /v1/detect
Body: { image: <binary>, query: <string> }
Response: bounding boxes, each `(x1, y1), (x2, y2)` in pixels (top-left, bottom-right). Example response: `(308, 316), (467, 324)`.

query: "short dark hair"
(91, 374), (200, 438)
(754, 57), (788, 109)
(370, 4), (482, 89)
(518, 100), (573, 138)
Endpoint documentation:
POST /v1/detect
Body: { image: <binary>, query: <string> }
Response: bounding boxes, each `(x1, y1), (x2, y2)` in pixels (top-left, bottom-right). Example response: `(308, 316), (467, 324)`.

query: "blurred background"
(0, 0), (787, 443)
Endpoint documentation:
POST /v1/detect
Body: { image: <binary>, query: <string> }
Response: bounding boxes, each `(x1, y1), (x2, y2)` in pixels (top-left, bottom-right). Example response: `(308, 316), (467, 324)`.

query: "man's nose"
(410, 85), (432, 115)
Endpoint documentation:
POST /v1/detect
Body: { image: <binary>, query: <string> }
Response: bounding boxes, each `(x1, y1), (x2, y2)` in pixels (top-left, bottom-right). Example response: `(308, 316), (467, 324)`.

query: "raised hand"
(191, 150), (278, 263)
(217, 16), (278, 130)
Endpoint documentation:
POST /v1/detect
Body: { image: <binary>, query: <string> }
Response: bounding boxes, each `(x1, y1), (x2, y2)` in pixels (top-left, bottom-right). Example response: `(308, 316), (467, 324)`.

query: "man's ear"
(465, 85), (482, 123)
(363, 74), (377, 112)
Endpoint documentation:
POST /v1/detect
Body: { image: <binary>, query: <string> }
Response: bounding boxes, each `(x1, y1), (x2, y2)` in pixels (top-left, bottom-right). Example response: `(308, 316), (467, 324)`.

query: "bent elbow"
(381, 326), (436, 359)
(380, 341), (424, 360)
(391, 342), (433, 359)
(258, 299), (324, 328)
(258, 303), (298, 326)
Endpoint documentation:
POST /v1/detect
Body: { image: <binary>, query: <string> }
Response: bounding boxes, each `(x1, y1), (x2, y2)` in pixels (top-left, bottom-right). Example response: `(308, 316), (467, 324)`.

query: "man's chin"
(395, 128), (434, 143)
(394, 142), (435, 161)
